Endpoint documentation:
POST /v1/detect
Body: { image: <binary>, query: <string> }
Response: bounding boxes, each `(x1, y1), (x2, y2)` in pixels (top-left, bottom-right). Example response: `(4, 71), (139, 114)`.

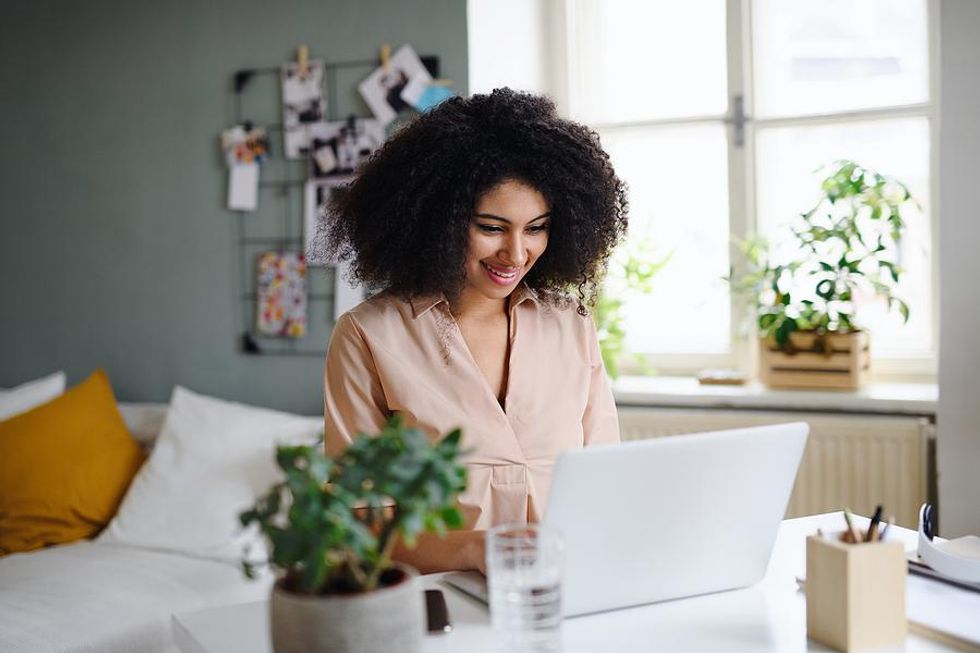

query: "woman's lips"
(482, 261), (520, 286)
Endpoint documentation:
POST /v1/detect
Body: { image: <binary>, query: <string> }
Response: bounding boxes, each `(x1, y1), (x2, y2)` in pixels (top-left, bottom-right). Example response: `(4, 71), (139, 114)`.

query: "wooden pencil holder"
(806, 533), (907, 651)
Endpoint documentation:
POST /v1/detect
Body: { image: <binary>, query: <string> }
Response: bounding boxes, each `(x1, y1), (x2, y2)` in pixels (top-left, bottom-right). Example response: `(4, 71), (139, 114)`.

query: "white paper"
(907, 573), (980, 645)
(227, 163), (259, 211)
(399, 73), (430, 108)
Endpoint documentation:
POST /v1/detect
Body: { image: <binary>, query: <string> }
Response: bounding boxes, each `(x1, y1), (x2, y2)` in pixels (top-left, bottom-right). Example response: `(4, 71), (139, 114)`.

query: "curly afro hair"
(323, 88), (628, 312)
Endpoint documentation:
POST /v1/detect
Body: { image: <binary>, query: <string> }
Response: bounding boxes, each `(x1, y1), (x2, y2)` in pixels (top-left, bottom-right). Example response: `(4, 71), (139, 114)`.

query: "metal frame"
(228, 56), (439, 357)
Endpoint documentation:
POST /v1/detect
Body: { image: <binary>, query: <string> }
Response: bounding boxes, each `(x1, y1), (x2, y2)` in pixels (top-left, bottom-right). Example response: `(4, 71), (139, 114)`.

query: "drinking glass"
(486, 523), (563, 652)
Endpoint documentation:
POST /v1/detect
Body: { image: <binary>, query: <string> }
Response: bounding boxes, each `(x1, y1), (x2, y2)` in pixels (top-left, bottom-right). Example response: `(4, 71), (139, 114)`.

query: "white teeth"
(483, 262), (518, 278)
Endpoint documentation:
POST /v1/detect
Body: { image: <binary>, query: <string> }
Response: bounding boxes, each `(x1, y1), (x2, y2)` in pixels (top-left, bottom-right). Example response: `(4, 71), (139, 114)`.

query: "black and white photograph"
(357, 44), (431, 126)
(308, 117), (384, 179)
(280, 58), (325, 158)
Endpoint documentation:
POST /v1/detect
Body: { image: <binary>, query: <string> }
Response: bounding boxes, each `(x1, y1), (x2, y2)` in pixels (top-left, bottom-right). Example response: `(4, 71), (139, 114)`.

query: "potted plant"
(239, 415), (468, 653)
(732, 160), (920, 389)
(594, 238), (670, 379)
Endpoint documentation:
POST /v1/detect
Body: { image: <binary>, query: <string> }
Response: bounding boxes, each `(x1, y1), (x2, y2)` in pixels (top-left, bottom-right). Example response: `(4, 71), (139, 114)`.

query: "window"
(554, 0), (936, 379)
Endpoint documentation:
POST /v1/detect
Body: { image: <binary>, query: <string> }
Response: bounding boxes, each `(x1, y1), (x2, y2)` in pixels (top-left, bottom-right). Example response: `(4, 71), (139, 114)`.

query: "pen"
(879, 517), (893, 541)
(867, 505), (883, 542)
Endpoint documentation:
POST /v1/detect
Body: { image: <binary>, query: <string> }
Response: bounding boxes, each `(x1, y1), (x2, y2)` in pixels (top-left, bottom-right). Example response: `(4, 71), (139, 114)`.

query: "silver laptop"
(444, 422), (808, 617)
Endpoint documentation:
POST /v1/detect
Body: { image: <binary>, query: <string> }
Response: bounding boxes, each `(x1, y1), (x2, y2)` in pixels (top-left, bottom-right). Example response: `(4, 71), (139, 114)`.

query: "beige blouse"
(323, 284), (620, 530)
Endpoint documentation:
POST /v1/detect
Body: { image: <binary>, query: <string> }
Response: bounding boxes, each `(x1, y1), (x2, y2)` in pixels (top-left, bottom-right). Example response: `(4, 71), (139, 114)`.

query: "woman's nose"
(501, 233), (528, 266)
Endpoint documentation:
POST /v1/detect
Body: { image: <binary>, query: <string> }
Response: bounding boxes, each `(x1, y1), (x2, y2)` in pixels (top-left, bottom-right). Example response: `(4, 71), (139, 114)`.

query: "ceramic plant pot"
(270, 563), (424, 653)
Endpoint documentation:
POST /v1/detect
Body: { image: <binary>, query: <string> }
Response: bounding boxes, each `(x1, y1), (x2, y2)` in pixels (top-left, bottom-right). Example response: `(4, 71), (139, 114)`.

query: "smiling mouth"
(481, 261), (521, 283)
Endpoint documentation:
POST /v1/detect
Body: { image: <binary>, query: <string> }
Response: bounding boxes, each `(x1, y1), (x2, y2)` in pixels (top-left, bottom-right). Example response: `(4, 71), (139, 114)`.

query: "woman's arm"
(323, 312), (389, 456)
(392, 529), (486, 575)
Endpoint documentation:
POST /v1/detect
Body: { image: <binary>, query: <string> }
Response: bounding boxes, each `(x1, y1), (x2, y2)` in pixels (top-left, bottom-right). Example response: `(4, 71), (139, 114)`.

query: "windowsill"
(612, 375), (938, 417)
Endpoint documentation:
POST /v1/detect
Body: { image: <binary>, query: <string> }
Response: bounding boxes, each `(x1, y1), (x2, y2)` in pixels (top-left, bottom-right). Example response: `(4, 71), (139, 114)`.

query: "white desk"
(172, 513), (976, 653)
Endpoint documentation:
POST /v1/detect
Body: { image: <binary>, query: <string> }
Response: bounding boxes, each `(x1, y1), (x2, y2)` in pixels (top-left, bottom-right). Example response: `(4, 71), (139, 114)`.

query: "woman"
(322, 88), (627, 572)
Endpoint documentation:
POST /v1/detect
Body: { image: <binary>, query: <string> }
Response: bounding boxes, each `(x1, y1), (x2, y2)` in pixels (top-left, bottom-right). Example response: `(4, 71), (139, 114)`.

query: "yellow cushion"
(0, 370), (145, 555)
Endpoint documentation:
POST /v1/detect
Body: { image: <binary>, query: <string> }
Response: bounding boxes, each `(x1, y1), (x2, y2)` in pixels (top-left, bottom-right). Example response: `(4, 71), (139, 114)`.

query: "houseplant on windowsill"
(239, 415), (467, 653)
(732, 160), (919, 389)
(594, 238), (670, 379)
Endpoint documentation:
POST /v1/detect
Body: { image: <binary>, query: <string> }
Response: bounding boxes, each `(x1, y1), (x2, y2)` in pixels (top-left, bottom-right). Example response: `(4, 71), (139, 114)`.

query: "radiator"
(617, 407), (930, 528)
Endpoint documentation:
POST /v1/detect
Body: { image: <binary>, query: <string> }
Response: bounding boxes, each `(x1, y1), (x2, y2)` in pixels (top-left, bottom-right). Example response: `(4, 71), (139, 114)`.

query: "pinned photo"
(281, 59), (326, 159)
(221, 124), (268, 211)
(220, 124), (270, 165)
(400, 74), (454, 113)
(358, 45), (431, 126)
(309, 117), (384, 179)
(256, 251), (308, 338)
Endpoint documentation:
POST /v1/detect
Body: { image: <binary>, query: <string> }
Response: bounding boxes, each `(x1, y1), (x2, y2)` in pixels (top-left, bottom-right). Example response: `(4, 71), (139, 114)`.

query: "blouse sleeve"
(323, 312), (389, 457)
(581, 317), (621, 446)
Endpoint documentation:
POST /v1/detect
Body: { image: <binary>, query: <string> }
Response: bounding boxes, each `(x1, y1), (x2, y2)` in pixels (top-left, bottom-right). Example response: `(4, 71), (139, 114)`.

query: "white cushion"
(100, 386), (323, 561)
(0, 371), (66, 421)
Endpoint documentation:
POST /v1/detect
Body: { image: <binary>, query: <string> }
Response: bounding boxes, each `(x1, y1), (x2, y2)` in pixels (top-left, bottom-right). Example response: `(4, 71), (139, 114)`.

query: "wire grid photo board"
(227, 56), (423, 357)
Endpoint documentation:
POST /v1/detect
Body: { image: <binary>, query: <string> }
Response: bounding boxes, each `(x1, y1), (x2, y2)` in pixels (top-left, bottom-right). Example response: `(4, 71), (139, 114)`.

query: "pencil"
(879, 517), (894, 541)
(843, 508), (861, 543)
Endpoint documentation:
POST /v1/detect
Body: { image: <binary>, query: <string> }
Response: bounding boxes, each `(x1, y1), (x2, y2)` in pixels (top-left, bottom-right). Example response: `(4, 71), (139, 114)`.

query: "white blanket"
(0, 540), (271, 653)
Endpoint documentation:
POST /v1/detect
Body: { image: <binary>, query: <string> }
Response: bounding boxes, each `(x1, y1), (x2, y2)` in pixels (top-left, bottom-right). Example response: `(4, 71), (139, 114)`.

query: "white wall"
(938, 0), (980, 536)
(467, 0), (549, 95)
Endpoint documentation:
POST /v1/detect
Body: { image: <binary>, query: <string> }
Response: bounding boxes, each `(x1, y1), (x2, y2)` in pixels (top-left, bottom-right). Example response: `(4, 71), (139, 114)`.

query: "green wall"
(0, 0), (468, 414)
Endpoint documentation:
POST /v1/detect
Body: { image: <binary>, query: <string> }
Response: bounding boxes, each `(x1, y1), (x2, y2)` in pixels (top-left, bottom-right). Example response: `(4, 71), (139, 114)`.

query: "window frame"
(549, 0), (939, 382)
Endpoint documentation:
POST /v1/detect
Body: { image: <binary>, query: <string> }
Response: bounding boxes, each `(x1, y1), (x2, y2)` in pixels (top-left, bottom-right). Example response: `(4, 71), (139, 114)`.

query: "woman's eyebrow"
(474, 212), (552, 223)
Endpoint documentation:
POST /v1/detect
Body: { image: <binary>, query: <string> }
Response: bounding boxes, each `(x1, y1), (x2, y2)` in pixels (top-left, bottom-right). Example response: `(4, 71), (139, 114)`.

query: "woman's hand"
(390, 528), (488, 574)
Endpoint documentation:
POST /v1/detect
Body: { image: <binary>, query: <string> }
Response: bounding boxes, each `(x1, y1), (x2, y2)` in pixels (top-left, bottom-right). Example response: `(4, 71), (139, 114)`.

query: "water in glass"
(486, 524), (563, 652)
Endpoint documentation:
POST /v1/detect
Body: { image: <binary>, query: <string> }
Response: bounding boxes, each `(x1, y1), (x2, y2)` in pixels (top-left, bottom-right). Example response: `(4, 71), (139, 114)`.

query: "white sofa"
(0, 400), (308, 653)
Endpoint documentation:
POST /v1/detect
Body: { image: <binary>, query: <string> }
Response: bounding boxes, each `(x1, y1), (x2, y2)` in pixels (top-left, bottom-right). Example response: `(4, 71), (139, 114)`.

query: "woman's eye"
(528, 224), (550, 233)
(478, 224), (504, 233)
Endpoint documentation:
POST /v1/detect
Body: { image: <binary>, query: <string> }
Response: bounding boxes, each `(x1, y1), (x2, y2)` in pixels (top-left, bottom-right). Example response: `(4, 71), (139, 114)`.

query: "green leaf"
(897, 299), (910, 323)
(239, 509), (258, 527)
(815, 279), (835, 300)
(880, 261), (900, 283)
(239, 417), (470, 594)
(441, 506), (464, 529)
(774, 317), (798, 347)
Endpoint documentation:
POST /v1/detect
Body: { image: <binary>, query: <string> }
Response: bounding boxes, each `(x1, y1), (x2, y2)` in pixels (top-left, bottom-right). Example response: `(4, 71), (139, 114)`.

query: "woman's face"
(463, 179), (551, 301)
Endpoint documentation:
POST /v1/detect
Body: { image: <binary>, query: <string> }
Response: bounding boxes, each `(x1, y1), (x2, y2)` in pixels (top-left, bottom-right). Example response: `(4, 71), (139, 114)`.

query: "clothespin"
(380, 43), (391, 72)
(297, 44), (309, 79)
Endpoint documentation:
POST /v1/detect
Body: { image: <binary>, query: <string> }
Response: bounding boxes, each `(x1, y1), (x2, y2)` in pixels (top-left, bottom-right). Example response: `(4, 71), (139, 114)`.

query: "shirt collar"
(509, 283), (540, 311)
(408, 282), (540, 319)
(409, 293), (447, 319)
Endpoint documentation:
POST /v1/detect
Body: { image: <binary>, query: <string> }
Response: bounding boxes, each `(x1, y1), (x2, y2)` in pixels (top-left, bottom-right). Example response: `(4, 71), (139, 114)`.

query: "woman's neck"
(451, 287), (508, 321)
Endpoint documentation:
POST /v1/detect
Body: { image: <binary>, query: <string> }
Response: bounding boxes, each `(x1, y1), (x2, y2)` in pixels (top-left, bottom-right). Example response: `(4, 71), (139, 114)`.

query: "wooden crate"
(759, 331), (870, 390)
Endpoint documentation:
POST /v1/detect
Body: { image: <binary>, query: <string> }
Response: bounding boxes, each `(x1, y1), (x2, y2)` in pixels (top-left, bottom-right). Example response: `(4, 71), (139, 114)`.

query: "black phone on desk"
(425, 589), (452, 633)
